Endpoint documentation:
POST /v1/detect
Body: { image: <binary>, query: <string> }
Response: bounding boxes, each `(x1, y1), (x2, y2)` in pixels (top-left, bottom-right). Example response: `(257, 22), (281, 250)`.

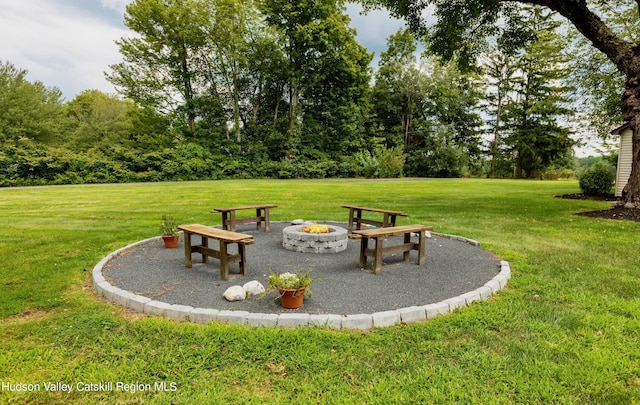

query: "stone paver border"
(92, 232), (510, 329)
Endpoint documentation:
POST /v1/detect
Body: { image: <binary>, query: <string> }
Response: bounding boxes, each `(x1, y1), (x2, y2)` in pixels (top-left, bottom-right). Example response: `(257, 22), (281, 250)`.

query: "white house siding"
(616, 127), (633, 197)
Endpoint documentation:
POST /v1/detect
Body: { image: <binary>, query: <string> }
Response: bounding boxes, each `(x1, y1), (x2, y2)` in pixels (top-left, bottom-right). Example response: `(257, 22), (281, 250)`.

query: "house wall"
(616, 127), (633, 197)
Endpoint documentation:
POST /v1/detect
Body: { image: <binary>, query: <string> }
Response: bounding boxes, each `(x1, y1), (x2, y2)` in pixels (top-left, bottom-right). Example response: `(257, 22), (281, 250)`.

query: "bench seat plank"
(212, 204), (277, 232)
(341, 204), (408, 216)
(213, 204), (277, 212)
(178, 224), (254, 280)
(342, 204), (409, 232)
(178, 224), (255, 243)
(352, 224), (432, 237)
(352, 224), (432, 274)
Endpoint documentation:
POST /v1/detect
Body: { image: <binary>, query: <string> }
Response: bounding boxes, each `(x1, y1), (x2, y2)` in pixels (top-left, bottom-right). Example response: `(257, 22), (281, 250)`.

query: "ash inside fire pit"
(282, 222), (348, 253)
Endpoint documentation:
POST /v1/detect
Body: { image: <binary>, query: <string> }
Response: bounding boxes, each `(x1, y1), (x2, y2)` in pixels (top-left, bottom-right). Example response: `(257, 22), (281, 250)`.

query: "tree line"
(0, 0), (623, 187)
(361, 0), (640, 204)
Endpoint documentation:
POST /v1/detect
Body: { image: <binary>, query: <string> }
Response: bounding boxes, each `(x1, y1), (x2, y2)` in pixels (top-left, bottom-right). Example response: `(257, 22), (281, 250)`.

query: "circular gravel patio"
(93, 222), (510, 329)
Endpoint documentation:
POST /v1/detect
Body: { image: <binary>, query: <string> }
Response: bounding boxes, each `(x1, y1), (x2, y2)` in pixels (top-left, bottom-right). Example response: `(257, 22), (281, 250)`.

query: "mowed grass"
(0, 179), (639, 404)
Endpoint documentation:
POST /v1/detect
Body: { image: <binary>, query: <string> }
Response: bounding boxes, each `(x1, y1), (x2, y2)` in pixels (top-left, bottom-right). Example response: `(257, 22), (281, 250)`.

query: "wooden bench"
(178, 224), (255, 281)
(342, 204), (409, 233)
(212, 204), (277, 232)
(352, 224), (433, 274)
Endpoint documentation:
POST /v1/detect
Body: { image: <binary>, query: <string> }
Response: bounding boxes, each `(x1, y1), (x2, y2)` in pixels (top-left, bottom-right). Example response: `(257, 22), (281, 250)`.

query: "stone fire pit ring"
(282, 221), (348, 253)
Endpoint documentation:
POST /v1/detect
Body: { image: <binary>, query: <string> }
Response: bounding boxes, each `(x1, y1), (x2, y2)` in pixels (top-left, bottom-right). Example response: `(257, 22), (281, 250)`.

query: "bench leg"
(263, 208), (271, 232)
(219, 241), (229, 280)
(359, 236), (368, 269)
(228, 211), (236, 231)
(417, 230), (426, 265)
(220, 212), (229, 231)
(201, 235), (208, 264)
(373, 237), (383, 274)
(182, 231), (193, 268)
(403, 232), (411, 262)
(347, 208), (355, 232)
(238, 243), (247, 276)
(255, 208), (262, 231)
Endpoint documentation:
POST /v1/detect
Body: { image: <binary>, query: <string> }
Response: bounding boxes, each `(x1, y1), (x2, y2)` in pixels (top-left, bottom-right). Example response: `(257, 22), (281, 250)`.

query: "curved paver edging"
(92, 231), (510, 329)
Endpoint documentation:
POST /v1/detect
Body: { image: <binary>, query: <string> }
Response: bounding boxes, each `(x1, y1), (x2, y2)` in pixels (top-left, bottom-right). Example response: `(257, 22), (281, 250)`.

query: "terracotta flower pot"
(278, 287), (306, 309)
(162, 235), (179, 248)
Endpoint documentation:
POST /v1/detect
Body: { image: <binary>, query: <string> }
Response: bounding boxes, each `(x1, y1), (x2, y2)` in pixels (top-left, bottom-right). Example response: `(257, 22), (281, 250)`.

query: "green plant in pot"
(160, 215), (179, 248)
(268, 270), (312, 309)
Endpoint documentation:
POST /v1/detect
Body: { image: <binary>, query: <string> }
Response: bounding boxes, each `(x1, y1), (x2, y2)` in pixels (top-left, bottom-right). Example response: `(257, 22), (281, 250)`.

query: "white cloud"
(101, 0), (130, 14)
(346, 3), (405, 57)
(0, 1), (404, 101)
(0, 1), (130, 100)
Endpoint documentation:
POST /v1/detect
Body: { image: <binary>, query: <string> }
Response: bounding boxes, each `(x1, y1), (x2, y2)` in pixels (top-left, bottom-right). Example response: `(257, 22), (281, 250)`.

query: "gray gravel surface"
(102, 222), (501, 315)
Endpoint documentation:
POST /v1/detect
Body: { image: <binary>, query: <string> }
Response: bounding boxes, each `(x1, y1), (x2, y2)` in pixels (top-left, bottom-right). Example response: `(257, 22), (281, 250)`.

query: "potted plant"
(267, 270), (312, 309)
(160, 215), (179, 248)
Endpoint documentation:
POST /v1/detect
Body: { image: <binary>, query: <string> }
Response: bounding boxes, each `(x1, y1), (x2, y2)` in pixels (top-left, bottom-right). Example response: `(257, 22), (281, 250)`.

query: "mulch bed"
(557, 194), (640, 222)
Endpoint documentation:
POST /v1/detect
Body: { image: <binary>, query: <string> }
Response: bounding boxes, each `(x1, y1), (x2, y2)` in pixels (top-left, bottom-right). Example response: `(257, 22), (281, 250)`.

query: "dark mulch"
(557, 193), (619, 202)
(557, 194), (640, 222)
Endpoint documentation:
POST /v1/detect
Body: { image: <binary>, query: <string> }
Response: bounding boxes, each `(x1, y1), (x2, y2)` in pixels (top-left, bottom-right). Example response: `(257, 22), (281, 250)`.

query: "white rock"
(291, 219), (305, 225)
(223, 286), (246, 301)
(243, 280), (265, 296)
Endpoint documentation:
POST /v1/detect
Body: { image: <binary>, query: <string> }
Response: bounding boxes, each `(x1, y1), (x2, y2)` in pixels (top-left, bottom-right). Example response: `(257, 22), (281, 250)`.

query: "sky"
(0, 0), (404, 101)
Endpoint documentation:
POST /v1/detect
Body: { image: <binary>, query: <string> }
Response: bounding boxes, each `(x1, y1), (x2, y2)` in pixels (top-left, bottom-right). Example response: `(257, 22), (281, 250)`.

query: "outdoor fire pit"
(282, 222), (348, 253)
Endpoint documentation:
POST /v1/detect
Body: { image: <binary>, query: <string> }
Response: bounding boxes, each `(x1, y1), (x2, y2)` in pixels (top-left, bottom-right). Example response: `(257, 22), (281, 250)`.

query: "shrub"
(579, 162), (615, 196)
(542, 165), (576, 180)
(404, 126), (465, 178)
(354, 150), (378, 178)
(376, 146), (405, 178)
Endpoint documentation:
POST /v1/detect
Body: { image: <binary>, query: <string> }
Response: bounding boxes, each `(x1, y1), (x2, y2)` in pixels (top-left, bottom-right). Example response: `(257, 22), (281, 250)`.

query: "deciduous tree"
(207, 0), (260, 142)
(371, 29), (424, 148)
(0, 60), (66, 144)
(360, 0), (640, 206)
(106, 0), (215, 133)
(66, 90), (135, 151)
(261, 0), (372, 159)
(567, 3), (637, 139)
(371, 30), (483, 175)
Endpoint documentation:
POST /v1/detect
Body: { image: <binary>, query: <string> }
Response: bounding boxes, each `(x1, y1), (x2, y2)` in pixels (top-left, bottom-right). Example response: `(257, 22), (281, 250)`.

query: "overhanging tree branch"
(511, 0), (635, 75)
(360, 0), (640, 204)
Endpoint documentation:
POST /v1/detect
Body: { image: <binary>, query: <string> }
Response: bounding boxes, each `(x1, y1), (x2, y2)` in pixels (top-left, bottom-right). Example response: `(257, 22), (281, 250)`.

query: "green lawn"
(1, 179), (639, 404)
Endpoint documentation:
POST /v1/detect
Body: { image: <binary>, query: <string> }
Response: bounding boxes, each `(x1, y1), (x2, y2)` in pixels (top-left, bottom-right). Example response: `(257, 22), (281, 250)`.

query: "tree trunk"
(620, 53), (640, 207)
(286, 85), (299, 159)
(490, 94), (503, 177)
(514, 152), (523, 179)
(233, 61), (241, 143)
(252, 77), (262, 124)
(621, 119), (640, 207)
(179, 44), (195, 133)
(404, 94), (413, 147)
